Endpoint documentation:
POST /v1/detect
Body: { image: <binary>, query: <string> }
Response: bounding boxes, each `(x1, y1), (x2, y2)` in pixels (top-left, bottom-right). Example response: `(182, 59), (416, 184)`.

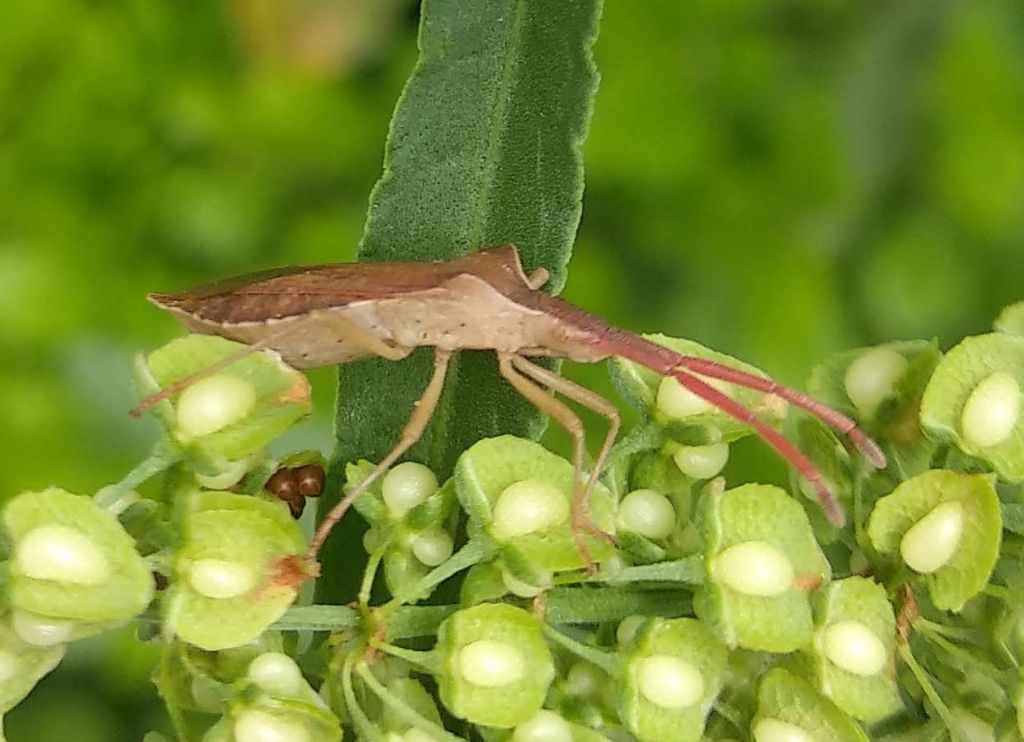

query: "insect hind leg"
(510, 354), (620, 539)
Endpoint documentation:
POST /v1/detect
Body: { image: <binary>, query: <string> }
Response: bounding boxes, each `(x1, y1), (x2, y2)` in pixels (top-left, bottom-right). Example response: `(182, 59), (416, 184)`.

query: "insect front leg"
(497, 353), (610, 574)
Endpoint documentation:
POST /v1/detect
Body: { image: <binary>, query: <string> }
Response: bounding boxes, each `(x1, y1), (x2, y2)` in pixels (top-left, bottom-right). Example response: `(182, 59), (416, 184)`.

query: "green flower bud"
(672, 443), (729, 480)
(713, 541), (794, 597)
(458, 640), (525, 688)
(657, 377), (722, 419)
(512, 710), (573, 742)
(382, 462), (439, 517)
(438, 604), (554, 728)
(618, 489), (676, 540)
(961, 371), (1020, 448)
(752, 718), (816, 742)
(843, 348), (907, 419)
(15, 524), (111, 586)
(11, 610), (73, 648)
(491, 480), (569, 540)
(234, 709), (310, 742)
(176, 374), (256, 439)
(617, 615), (647, 646)
(563, 662), (604, 698)
(636, 655), (705, 710)
(188, 559), (256, 599)
(501, 567), (551, 598)
(820, 620), (886, 677)
(899, 500), (964, 574)
(247, 652), (305, 696)
(411, 531), (454, 567)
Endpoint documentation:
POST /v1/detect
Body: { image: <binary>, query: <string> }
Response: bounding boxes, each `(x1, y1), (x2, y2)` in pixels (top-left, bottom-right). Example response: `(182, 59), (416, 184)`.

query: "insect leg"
(497, 353), (604, 573)
(306, 349), (452, 561)
(509, 355), (620, 539)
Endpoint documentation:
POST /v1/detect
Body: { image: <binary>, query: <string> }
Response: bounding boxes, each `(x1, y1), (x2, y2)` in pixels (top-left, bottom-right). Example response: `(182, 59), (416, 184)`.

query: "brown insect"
(139, 245), (885, 570)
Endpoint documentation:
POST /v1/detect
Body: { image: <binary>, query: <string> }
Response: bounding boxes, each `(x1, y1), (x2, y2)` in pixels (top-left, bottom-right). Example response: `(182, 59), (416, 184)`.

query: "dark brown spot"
(267, 467), (299, 501)
(294, 464), (326, 497)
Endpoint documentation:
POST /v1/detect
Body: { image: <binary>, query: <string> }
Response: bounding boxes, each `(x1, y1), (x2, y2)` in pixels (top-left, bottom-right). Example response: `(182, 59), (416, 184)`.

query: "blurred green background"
(2, 0), (1023, 738)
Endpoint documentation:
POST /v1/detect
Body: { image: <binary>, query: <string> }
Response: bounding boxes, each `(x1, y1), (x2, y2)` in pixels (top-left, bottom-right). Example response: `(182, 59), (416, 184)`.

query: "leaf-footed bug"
(138, 244), (885, 573)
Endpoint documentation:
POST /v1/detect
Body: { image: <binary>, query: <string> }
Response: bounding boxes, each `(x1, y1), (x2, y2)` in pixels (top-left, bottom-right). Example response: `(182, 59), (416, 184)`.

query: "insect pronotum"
(140, 244), (885, 571)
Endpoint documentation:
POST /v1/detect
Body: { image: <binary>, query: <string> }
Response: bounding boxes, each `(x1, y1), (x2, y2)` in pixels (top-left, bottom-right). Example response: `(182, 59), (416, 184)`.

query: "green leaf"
(866, 469), (1001, 612)
(163, 491), (305, 651)
(321, 0), (603, 600)
(695, 483), (830, 653)
(809, 577), (902, 723)
(436, 603), (555, 728)
(920, 333), (1024, 481)
(753, 668), (869, 742)
(617, 617), (728, 742)
(4, 488), (155, 624)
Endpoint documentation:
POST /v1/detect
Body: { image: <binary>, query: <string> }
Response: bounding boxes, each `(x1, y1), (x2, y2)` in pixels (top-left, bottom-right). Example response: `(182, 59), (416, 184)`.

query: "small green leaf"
(617, 617), (728, 742)
(454, 436), (616, 571)
(696, 484), (830, 652)
(866, 469), (1001, 611)
(810, 577), (902, 722)
(753, 668), (868, 742)
(4, 488), (154, 623)
(163, 491), (305, 651)
(437, 603), (555, 728)
(920, 333), (1024, 481)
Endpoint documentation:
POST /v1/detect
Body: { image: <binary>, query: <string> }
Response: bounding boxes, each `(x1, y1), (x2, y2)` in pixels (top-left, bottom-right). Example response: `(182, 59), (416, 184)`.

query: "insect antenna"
(672, 356), (886, 468)
(670, 368), (847, 526)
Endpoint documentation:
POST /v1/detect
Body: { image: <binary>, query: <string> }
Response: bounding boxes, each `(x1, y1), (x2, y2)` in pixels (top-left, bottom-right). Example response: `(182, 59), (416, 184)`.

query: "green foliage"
(5, 1), (1024, 740)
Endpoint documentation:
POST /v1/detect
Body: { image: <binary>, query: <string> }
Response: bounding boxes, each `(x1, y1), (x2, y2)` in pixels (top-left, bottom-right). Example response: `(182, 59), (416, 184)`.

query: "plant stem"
(543, 586), (693, 624)
(356, 662), (462, 741)
(341, 652), (381, 741)
(542, 624), (618, 674)
(897, 642), (969, 742)
(95, 438), (181, 511)
(381, 539), (494, 613)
